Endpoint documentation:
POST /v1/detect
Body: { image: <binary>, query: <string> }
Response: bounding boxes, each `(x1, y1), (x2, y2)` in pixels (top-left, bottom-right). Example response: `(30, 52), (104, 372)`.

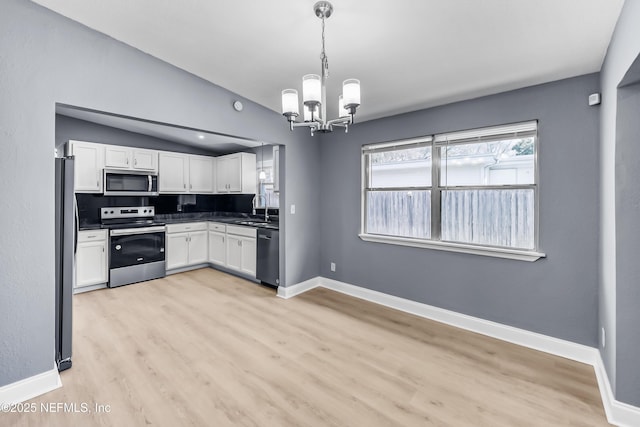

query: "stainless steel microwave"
(103, 169), (159, 196)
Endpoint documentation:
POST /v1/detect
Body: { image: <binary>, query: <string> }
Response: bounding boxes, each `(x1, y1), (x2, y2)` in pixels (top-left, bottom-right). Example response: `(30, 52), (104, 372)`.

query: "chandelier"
(281, 1), (361, 135)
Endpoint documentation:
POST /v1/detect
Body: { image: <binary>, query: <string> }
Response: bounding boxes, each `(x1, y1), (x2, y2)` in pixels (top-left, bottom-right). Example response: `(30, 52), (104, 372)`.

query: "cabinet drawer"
(166, 222), (207, 234)
(78, 229), (107, 242)
(208, 222), (227, 232)
(226, 225), (257, 238)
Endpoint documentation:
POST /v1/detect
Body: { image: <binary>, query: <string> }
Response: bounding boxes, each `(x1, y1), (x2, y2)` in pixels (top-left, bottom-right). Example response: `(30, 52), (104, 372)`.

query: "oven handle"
(110, 226), (166, 236)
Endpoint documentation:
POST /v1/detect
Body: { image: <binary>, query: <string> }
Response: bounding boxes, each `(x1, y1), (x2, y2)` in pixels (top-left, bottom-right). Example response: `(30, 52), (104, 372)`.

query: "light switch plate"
(290, 204), (296, 214)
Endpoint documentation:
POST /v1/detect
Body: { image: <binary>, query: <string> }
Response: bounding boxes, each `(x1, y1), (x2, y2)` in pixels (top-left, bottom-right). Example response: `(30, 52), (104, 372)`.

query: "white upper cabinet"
(159, 152), (215, 194)
(68, 140), (104, 193)
(189, 155), (214, 193)
(104, 145), (130, 169)
(216, 152), (256, 194)
(68, 140), (256, 196)
(132, 149), (157, 171)
(159, 152), (189, 193)
(105, 145), (158, 171)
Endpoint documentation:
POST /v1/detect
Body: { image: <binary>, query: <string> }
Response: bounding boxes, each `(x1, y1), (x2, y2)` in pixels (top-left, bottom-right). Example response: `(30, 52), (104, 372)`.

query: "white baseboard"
(593, 353), (640, 427)
(277, 277), (320, 299)
(283, 275), (640, 427)
(320, 277), (596, 365)
(0, 364), (61, 405)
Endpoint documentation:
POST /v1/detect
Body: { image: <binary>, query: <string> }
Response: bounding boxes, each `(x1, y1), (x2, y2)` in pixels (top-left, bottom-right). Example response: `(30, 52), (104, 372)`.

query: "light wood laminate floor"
(3, 268), (610, 426)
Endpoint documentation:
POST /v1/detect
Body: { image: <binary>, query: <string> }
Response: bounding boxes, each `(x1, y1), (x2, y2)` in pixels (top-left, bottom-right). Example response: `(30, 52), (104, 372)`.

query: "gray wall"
(598, 0), (640, 405)
(0, 0), (320, 387)
(615, 80), (640, 406)
(56, 115), (220, 156)
(319, 74), (601, 347)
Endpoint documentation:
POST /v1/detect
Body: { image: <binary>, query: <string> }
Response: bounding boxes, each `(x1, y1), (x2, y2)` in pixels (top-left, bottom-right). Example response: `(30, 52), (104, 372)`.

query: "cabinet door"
(226, 235), (243, 271)
(166, 232), (189, 270)
(215, 156), (230, 193)
(225, 154), (243, 192)
(132, 149), (157, 171)
(159, 152), (188, 193)
(71, 142), (103, 192)
(76, 240), (107, 287)
(104, 146), (131, 169)
(240, 236), (257, 277)
(188, 230), (208, 265)
(208, 231), (226, 266)
(189, 155), (214, 193)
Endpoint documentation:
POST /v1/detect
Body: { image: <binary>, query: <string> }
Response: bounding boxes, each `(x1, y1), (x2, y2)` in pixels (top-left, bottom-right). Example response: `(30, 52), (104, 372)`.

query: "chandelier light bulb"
(302, 74), (322, 105)
(338, 95), (349, 118)
(342, 79), (361, 110)
(281, 89), (299, 115)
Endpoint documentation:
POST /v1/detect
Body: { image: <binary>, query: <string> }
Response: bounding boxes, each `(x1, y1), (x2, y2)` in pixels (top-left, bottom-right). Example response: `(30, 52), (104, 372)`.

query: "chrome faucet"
(251, 194), (269, 222)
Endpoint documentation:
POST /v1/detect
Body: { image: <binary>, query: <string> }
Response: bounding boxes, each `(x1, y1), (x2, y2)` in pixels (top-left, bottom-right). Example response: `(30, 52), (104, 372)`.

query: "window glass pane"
(258, 182), (280, 209)
(366, 190), (431, 239)
(440, 138), (534, 186)
(369, 146), (432, 188)
(441, 189), (534, 249)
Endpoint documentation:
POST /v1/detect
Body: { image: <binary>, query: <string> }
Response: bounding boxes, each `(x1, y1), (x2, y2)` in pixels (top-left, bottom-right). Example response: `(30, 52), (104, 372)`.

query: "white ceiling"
(34, 0), (623, 123)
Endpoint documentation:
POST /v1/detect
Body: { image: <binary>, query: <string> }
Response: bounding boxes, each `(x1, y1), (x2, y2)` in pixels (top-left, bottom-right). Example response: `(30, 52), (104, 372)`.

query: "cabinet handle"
(134, 159), (137, 166)
(126, 158), (129, 165)
(183, 184), (186, 189)
(222, 237), (224, 243)
(190, 184), (192, 190)
(87, 235), (96, 239)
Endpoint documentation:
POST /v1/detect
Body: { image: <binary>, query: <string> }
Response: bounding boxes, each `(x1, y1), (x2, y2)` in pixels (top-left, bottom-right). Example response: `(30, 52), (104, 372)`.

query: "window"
(256, 160), (280, 209)
(361, 121), (543, 260)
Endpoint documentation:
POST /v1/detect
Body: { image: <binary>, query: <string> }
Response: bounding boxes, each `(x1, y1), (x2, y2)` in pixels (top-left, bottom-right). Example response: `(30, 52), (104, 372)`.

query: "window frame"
(360, 121), (545, 262)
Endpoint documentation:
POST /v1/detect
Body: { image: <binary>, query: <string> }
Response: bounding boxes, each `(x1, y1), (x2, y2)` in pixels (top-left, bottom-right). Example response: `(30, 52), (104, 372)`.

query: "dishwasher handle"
(258, 235), (271, 240)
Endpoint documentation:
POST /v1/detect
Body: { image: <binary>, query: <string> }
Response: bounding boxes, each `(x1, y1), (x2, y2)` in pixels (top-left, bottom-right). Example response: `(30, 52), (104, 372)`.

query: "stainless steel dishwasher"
(256, 228), (279, 287)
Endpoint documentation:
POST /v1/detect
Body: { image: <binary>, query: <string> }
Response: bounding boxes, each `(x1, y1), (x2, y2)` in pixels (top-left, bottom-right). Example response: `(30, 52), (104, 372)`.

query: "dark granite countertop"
(78, 221), (104, 231)
(79, 213), (279, 230)
(78, 213), (279, 231)
(158, 213), (279, 230)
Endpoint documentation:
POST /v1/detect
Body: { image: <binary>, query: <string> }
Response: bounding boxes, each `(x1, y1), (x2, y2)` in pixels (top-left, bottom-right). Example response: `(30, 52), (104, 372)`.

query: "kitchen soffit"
(56, 105), (262, 153)
(35, 0), (623, 122)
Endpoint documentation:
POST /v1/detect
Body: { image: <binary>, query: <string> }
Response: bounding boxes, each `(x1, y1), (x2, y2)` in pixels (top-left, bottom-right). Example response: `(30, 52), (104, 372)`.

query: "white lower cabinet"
(166, 223), (208, 270)
(208, 223), (227, 266)
(167, 222), (257, 278)
(225, 225), (257, 278)
(76, 230), (108, 289)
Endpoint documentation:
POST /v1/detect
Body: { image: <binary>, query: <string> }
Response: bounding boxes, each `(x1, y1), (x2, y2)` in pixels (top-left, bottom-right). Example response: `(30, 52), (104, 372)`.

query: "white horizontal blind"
(363, 136), (433, 154)
(434, 121), (537, 145)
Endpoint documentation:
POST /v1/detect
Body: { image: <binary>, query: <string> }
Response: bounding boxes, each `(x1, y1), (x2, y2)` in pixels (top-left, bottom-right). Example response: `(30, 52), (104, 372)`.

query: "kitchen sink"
(236, 220), (278, 230)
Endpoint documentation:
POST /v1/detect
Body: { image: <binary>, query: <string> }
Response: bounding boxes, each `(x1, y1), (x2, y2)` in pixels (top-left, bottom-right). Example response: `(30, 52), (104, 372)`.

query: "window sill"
(358, 233), (546, 262)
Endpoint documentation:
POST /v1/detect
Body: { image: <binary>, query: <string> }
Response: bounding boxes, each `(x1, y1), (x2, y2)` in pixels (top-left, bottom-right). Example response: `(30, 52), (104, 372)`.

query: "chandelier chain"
(321, 16), (329, 77)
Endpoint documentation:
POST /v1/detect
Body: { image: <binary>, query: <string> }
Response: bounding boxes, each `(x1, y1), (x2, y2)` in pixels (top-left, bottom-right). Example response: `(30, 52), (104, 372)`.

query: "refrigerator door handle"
(74, 195), (79, 254)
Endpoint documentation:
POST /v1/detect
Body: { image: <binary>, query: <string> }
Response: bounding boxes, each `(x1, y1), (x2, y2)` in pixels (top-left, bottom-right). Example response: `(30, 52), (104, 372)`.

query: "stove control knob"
(115, 245), (121, 251)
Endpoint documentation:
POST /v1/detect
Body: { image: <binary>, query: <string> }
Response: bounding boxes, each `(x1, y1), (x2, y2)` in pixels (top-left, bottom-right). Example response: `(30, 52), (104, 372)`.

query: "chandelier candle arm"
(280, 1), (360, 135)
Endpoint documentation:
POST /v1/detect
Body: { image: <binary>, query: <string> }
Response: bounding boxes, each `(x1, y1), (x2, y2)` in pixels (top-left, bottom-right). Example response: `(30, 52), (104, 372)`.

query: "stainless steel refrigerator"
(54, 156), (75, 371)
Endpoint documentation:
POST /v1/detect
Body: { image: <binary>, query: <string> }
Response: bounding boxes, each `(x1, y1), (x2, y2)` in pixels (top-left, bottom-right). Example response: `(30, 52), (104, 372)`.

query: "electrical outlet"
(330, 262), (336, 272)
(601, 328), (606, 348)
(290, 204), (296, 214)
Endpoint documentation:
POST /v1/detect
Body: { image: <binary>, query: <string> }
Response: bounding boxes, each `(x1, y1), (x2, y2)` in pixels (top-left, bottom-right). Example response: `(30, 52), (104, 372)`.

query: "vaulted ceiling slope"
(32, 0), (624, 122)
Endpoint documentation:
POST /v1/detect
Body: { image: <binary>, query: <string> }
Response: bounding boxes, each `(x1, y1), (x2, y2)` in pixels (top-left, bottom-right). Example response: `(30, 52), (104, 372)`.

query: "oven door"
(110, 227), (165, 269)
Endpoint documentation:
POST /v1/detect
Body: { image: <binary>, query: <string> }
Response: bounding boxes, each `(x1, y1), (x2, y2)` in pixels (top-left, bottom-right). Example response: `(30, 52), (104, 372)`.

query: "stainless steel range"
(101, 206), (166, 288)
